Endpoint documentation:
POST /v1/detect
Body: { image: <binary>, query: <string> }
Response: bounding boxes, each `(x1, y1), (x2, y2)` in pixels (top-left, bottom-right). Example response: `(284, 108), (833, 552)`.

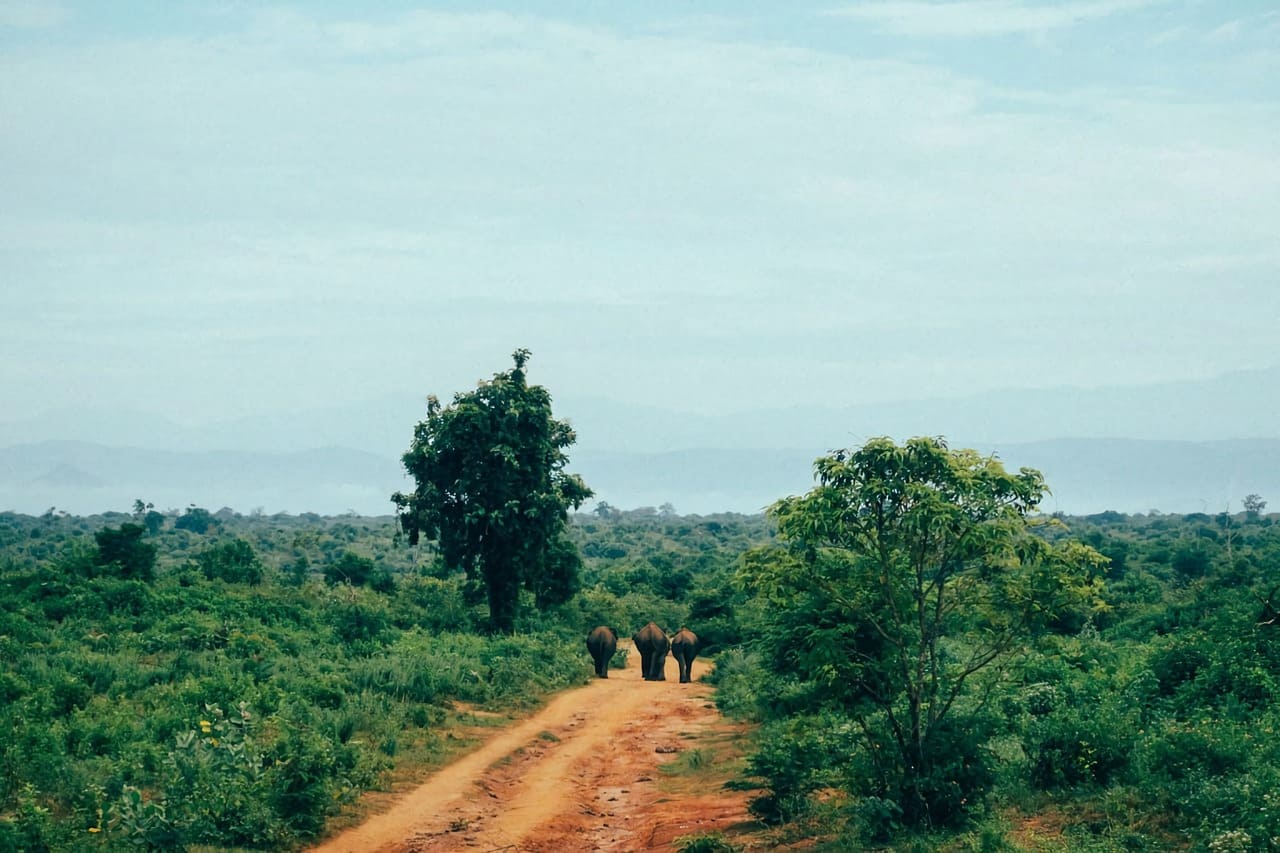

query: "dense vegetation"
(0, 503), (758, 850)
(714, 490), (1280, 850)
(2, 466), (1278, 850)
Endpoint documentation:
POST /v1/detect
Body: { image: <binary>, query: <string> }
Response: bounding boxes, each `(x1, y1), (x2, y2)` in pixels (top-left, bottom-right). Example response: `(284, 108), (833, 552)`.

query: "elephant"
(632, 621), (670, 681)
(586, 625), (618, 678)
(670, 627), (699, 684)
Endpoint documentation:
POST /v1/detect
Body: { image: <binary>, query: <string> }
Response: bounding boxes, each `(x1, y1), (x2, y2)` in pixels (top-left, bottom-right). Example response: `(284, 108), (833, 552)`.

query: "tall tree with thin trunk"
(393, 349), (592, 633)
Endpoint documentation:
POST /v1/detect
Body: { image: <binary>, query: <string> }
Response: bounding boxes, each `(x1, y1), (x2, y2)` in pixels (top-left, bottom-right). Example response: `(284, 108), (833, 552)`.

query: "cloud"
(1206, 10), (1280, 44)
(2, 6), (1278, 419)
(824, 0), (1160, 38)
(0, 0), (65, 29)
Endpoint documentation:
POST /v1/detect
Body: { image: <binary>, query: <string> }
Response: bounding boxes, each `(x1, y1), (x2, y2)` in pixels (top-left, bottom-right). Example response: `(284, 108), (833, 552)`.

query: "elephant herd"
(586, 623), (699, 683)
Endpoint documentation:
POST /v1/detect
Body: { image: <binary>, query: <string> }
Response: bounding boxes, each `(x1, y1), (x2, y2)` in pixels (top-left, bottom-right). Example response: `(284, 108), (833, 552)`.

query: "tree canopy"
(739, 436), (1107, 829)
(392, 349), (592, 632)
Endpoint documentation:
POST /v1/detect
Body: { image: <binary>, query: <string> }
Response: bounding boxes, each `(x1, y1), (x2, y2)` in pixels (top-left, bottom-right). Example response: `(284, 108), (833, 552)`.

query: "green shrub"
(325, 587), (391, 648)
(1150, 638), (1211, 696)
(676, 831), (742, 853)
(196, 538), (264, 585)
(1171, 543), (1212, 578)
(268, 728), (353, 838)
(1137, 719), (1249, 783)
(704, 647), (761, 719)
(391, 575), (472, 632)
(746, 714), (853, 824)
(0, 784), (57, 853)
(1028, 701), (1134, 789)
(93, 524), (156, 582)
(324, 551), (376, 587)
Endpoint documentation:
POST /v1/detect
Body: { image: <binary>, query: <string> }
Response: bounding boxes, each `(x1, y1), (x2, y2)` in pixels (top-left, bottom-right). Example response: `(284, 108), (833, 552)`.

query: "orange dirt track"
(309, 641), (754, 852)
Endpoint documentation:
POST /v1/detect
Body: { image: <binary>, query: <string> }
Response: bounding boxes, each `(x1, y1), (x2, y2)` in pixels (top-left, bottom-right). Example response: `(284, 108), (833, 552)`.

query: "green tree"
(739, 437), (1107, 829)
(324, 551), (375, 587)
(393, 349), (592, 632)
(93, 522), (158, 581)
(175, 506), (216, 534)
(196, 538), (265, 585)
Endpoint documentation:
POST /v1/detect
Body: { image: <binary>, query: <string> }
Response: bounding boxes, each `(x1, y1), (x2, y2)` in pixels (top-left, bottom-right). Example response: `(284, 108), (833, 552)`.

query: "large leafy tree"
(392, 349), (592, 633)
(740, 436), (1106, 829)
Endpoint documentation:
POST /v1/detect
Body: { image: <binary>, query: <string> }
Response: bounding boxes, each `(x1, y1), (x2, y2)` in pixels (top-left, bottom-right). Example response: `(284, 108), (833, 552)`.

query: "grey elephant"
(632, 621), (670, 681)
(586, 625), (618, 678)
(670, 627), (698, 683)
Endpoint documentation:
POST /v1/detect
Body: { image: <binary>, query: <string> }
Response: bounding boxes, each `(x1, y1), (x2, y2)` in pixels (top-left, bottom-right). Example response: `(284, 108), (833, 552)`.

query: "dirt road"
(311, 642), (753, 852)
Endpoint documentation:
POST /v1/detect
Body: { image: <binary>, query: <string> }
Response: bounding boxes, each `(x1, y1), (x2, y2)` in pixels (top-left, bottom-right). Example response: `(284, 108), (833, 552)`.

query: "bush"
(268, 728), (354, 838)
(174, 507), (215, 534)
(93, 524), (156, 582)
(1150, 638), (1211, 697)
(325, 587), (392, 648)
(316, 549), (395, 592)
(1027, 700), (1134, 789)
(676, 831), (742, 853)
(1171, 543), (1212, 579)
(196, 539), (264, 585)
(704, 647), (761, 719)
(1136, 719), (1249, 783)
(746, 714), (854, 823)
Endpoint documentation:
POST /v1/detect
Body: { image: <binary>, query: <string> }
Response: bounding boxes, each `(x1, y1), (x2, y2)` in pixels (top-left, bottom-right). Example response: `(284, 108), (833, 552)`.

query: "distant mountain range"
(2, 367), (1277, 516)
(1, 438), (1276, 518)
(0, 442), (409, 517)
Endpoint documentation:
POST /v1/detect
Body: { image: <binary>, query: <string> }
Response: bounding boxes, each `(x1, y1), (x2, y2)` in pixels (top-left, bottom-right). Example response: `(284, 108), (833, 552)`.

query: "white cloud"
(2, 7), (1278, 419)
(824, 0), (1161, 38)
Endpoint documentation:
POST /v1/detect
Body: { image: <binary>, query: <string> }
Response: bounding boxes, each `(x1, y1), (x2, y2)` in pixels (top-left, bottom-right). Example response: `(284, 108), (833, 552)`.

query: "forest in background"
(2, 495), (1278, 851)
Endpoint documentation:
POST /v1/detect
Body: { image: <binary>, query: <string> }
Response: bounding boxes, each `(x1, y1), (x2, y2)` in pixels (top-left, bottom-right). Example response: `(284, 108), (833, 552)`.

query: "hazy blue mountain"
(0, 407), (194, 452)
(0, 441), (409, 517)
(567, 365), (1280, 452)
(2, 367), (1277, 516)
(3, 366), (1278, 457)
(988, 438), (1280, 517)
(577, 439), (1280, 516)
(2, 438), (1276, 518)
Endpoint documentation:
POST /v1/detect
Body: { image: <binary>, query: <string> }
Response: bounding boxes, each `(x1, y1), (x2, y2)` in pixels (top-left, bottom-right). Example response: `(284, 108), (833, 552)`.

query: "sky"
(2, 0), (1278, 425)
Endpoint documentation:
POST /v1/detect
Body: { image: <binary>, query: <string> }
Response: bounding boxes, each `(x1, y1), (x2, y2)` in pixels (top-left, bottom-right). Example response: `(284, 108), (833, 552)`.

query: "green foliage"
(196, 537), (264, 585)
(737, 437), (1107, 830)
(0, 784), (59, 852)
(393, 349), (592, 632)
(3, 487), (1278, 851)
(0, 509), (592, 852)
(676, 831), (742, 853)
(745, 714), (854, 824)
(1027, 698), (1135, 789)
(324, 549), (395, 591)
(92, 523), (156, 582)
(174, 506), (215, 534)
(1171, 541), (1212, 578)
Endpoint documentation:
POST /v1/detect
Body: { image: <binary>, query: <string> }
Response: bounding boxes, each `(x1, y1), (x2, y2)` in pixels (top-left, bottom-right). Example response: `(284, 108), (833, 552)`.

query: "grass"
(656, 726), (751, 798)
